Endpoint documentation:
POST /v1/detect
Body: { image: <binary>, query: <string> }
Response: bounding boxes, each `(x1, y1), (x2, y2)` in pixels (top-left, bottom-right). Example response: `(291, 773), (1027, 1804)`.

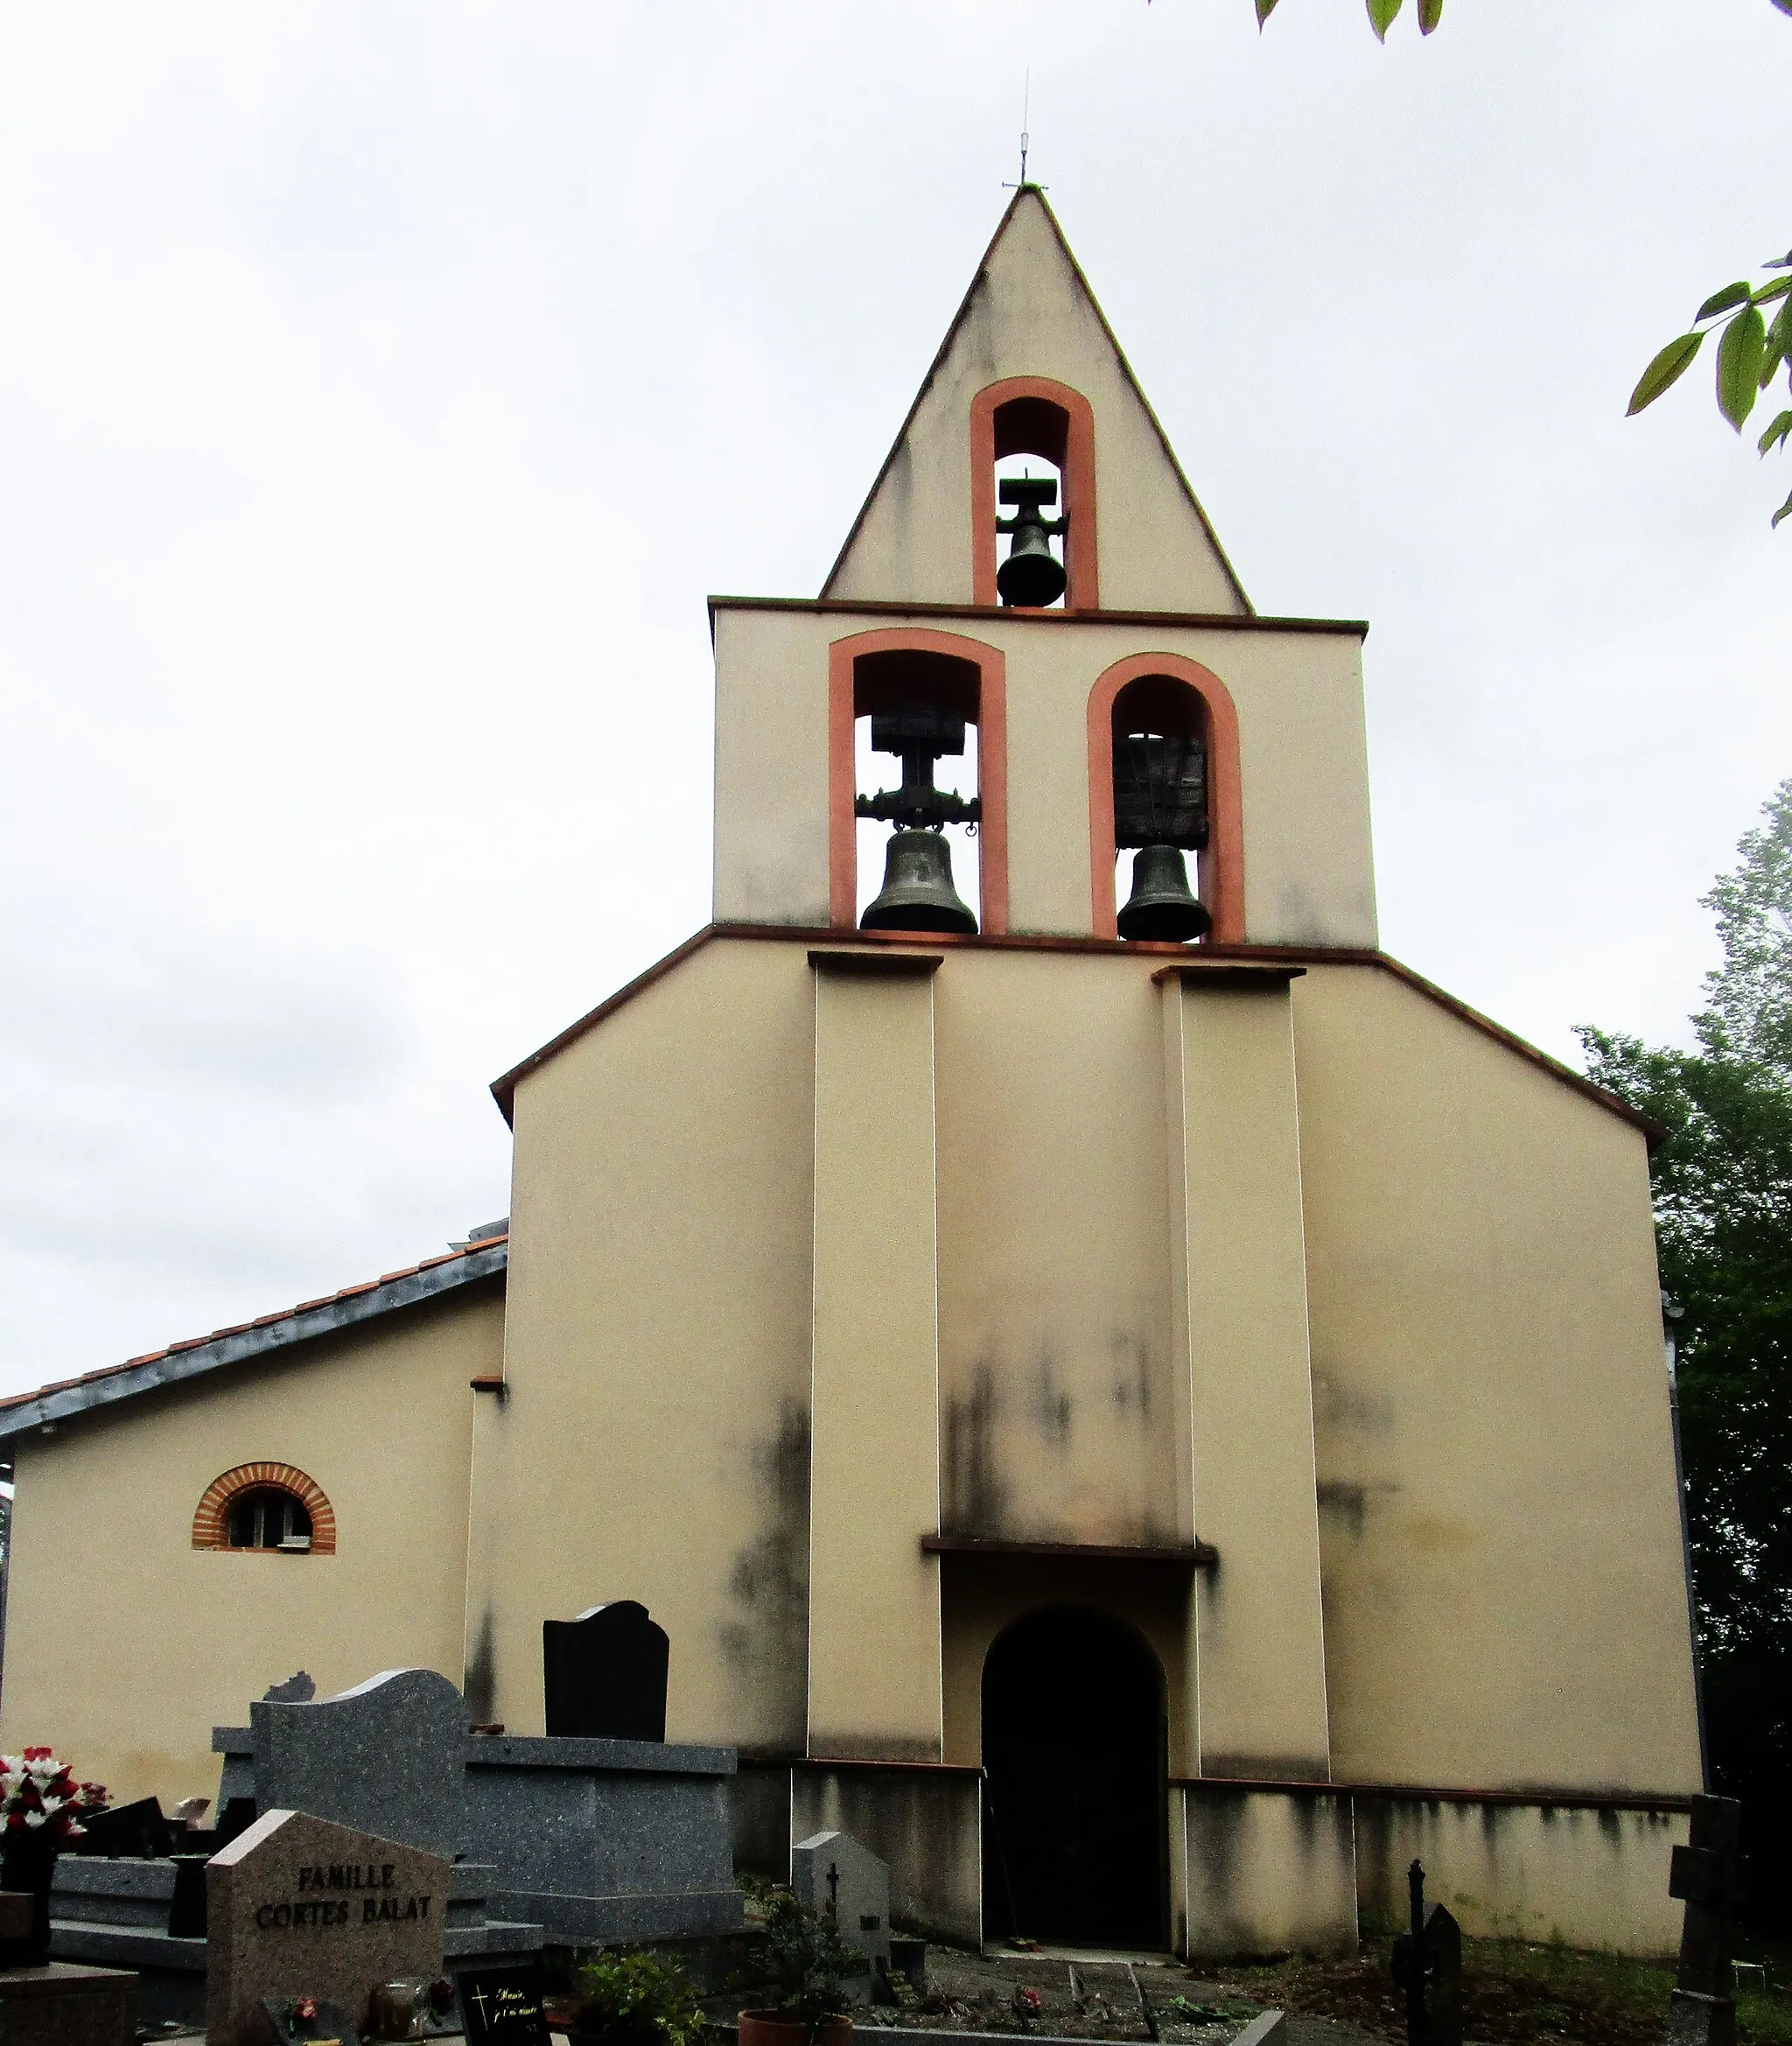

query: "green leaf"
(1759, 410), (1792, 458)
(1256, 0), (1281, 22)
(1418, 0), (1443, 29)
(1774, 487), (1792, 529)
(1367, 0), (1404, 39)
(1718, 305), (1768, 430)
(1628, 332), (1704, 415)
(1766, 249), (1792, 270)
(1771, 0), (1792, 17)
(1754, 277), (1792, 305)
(1697, 282), (1754, 323)
(1770, 296), (1792, 357)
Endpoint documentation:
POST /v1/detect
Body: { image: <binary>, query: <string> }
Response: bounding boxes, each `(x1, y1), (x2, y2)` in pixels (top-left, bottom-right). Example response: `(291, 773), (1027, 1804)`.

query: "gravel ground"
(854, 1946), (1387, 2046)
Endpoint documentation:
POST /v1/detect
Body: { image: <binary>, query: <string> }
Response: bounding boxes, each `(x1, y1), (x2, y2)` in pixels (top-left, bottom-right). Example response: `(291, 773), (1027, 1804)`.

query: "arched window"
(1087, 654), (1244, 945)
(227, 1488), (312, 1551)
(192, 1462), (336, 1556)
(970, 379), (1099, 611)
(828, 628), (1008, 935)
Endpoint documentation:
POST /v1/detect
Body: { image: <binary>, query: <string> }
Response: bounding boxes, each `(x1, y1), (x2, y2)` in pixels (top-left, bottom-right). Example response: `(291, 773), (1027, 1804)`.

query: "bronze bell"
(995, 476), (1068, 608)
(861, 829), (977, 935)
(1117, 844), (1210, 942)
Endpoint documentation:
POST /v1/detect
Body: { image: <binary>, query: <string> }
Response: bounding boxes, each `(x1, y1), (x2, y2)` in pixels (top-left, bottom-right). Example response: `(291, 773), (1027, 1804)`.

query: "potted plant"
(738, 1891), (863, 2046)
(0, 1748), (107, 1962)
(571, 1950), (704, 2046)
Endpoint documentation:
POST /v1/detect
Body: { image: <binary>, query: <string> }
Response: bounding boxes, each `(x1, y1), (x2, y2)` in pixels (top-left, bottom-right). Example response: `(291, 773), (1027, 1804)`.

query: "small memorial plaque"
(206, 1809), (450, 2046)
(453, 1964), (551, 2046)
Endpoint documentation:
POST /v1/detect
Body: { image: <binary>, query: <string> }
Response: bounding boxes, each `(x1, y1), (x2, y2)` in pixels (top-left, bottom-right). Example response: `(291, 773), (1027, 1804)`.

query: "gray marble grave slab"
(234, 1669), (467, 1859)
(792, 1830), (890, 1971)
(460, 1735), (743, 1943)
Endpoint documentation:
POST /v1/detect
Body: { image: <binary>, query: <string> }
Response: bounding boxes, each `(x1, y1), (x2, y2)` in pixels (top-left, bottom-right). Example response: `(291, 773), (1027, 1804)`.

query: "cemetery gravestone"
(252, 1670), (467, 1860)
(1667, 1794), (1744, 2046)
(454, 1965), (550, 2046)
(791, 1831), (890, 1972)
(206, 1810), (449, 2046)
(542, 1603), (668, 1741)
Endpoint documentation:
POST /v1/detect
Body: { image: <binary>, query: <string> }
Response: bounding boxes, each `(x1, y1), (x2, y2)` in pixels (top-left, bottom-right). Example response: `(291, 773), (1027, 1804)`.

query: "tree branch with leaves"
(1629, 260), (1792, 529)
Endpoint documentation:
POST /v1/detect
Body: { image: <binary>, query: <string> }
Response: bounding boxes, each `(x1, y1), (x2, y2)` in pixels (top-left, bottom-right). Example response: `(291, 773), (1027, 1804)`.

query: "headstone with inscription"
(454, 1964), (550, 2046)
(542, 1603), (668, 1741)
(791, 1830), (889, 1972)
(206, 1810), (449, 2046)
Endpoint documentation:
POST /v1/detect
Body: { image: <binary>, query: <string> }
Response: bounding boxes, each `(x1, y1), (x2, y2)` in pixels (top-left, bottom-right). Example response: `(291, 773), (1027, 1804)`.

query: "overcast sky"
(1, 0), (1786, 1394)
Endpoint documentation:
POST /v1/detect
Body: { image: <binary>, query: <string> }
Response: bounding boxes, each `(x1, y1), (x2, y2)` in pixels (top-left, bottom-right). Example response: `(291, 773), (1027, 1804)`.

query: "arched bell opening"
(993, 396), (1069, 611)
(853, 648), (983, 933)
(981, 1606), (1169, 1948)
(1087, 654), (1244, 946)
(1111, 673), (1211, 945)
(970, 379), (1099, 611)
(828, 629), (1009, 935)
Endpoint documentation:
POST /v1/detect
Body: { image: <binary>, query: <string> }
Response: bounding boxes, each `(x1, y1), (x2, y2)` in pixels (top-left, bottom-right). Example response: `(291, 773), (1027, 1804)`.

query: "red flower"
(294, 1998), (318, 2021)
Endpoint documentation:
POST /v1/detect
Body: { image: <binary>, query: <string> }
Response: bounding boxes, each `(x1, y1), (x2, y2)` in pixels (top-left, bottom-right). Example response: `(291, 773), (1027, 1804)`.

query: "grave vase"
(0, 1825), (60, 1963)
(737, 2014), (851, 2046)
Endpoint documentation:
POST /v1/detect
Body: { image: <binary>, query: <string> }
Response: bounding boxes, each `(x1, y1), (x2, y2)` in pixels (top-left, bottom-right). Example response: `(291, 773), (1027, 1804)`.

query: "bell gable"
(822, 186), (1250, 617)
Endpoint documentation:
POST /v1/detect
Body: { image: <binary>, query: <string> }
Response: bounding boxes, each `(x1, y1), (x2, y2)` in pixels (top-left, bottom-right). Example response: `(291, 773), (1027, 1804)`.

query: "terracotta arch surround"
(829, 627), (1008, 934)
(1088, 653), (1244, 945)
(192, 1461), (337, 1554)
(970, 377), (1099, 612)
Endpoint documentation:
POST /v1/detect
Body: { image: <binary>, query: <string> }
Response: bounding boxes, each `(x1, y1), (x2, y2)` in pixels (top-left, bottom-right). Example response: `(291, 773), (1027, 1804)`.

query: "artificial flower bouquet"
(0, 1748), (107, 1838)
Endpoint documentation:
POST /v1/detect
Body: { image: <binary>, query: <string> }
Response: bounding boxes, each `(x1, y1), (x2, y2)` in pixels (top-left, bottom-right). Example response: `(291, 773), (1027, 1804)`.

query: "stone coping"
(213, 1730), (738, 1775)
(465, 1736), (736, 1776)
(0, 1962), (141, 1998)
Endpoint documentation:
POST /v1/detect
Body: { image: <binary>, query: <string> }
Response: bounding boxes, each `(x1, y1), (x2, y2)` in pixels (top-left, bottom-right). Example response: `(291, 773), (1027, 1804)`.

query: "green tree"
(1580, 783), (1792, 1895)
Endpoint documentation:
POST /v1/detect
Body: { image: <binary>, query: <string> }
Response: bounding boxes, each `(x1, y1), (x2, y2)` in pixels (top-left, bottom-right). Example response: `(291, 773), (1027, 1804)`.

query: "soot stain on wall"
(945, 1360), (1006, 1535)
(1110, 1332), (1154, 1421)
(1030, 1346), (1073, 1449)
(463, 1605), (495, 1725)
(718, 1397), (811, 1746)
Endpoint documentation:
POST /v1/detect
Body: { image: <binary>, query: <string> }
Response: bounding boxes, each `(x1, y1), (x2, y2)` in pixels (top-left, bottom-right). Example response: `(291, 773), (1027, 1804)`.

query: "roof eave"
(0, 1242), (508, 1440)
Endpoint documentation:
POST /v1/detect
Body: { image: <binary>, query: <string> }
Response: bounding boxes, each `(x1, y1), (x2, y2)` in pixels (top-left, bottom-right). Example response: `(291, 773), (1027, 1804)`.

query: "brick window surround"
(192, 1461), (336, 1555)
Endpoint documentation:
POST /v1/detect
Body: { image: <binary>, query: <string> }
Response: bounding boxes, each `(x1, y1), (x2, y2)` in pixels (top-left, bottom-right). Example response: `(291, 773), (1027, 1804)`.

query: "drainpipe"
(1663, 1292), (1709, 1790)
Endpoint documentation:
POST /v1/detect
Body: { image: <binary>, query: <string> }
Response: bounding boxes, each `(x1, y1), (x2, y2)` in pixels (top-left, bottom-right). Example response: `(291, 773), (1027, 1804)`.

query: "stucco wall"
(712, 606), (1377, 949)
(1292, 964), (1702, 1797)
(486, 936), (818, 1753)
(0, 1283), (500, 1807)
(1354, 1796), (1686, 1956)
(934, 950), (1179, 1547)
(495, 939), (1693, 1820)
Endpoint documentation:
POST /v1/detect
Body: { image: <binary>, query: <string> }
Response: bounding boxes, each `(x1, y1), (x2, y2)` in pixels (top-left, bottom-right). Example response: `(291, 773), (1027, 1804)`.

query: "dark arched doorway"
(981, 1607), (1167, 1948)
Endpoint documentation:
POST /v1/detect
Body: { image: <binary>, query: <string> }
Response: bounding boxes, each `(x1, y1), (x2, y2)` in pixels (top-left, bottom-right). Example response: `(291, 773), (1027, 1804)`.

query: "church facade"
(0, 190), (1700, 1958)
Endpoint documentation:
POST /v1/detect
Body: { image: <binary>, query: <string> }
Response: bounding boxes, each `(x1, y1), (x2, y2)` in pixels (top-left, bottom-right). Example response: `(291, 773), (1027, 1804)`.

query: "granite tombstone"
(542, 1603), (668, 1742)
(247, 1671), (467, 1860)
(206, 1810), (449, 2046)
(791, 1831), (889, 1972)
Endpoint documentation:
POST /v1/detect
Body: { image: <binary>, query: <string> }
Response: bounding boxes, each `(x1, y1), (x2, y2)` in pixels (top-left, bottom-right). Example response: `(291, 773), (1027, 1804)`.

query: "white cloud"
(0, 0), (1785, 1390)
